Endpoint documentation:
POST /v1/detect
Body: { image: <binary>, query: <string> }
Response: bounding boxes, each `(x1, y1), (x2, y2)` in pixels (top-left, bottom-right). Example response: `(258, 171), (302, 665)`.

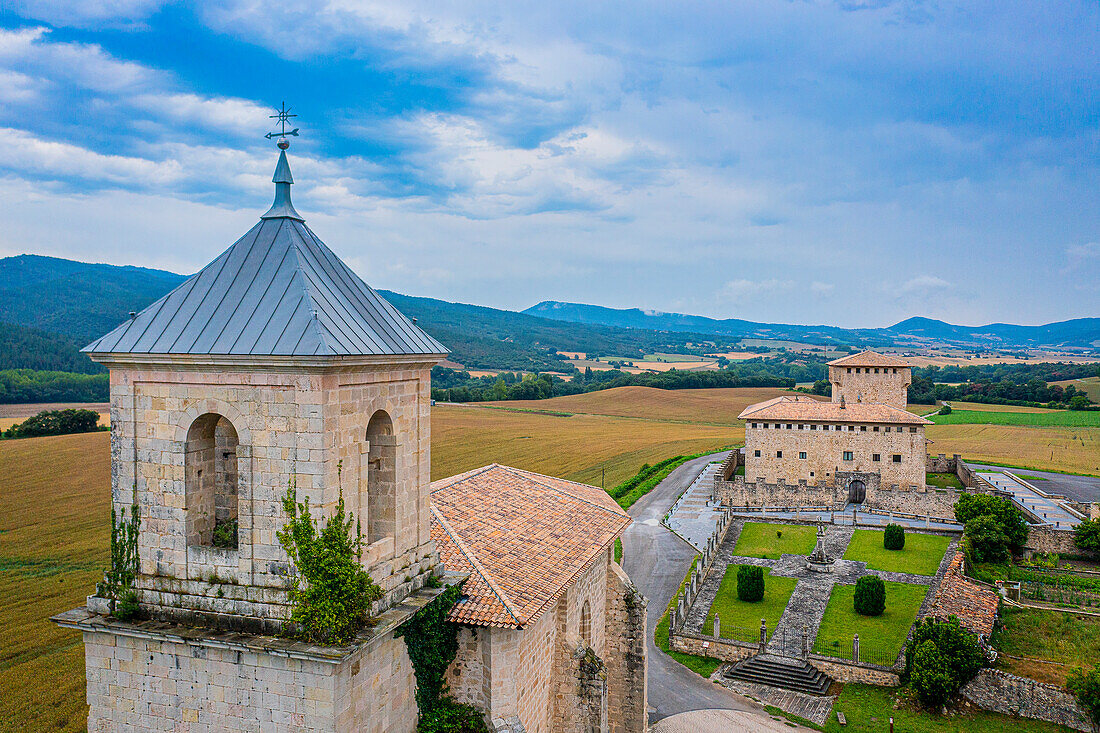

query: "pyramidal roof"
(85, 150), (447, 359)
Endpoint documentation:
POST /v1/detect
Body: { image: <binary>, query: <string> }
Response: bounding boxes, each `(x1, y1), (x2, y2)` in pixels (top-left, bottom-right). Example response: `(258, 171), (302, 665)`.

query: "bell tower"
(79, 133), (448, 631)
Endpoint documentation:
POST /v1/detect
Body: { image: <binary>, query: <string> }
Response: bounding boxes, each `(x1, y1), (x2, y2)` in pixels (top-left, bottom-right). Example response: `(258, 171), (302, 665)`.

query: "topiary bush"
(884, 523), (905, 551)
(737, 565), (764, 603)
(903, 616), (985, 708)
(1067, 663), (1100, 729)
(853, 575), (886, 616)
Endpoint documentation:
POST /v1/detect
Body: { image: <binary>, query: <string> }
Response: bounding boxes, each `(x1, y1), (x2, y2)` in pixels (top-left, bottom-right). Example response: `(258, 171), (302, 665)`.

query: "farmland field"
(949, 401), (1061, 413)
(1051, 376), (1100, 402)
(931, 409), (1100, 427)
(926, 423), (1100, 476)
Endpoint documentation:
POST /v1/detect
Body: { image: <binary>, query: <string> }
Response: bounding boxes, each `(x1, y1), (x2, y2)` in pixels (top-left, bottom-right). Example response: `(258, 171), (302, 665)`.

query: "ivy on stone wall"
(277, 479), (382, 645)
(397, 583), (488, 732)
(97, 501), (140, 620)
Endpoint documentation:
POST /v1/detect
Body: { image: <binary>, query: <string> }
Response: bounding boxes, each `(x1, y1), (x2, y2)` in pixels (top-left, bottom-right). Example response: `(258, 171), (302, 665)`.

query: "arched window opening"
(185, 413), (239, 549)
(366, 410), (396, 545)
(580, 600), (592, 646)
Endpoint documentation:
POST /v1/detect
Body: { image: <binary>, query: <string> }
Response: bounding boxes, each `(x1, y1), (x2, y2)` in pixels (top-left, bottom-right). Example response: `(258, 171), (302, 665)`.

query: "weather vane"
(265, 102), (299, 149)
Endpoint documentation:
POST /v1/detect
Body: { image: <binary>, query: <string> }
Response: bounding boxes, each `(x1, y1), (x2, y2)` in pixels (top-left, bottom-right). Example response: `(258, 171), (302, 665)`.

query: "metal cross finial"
(265, 102), (299, 149)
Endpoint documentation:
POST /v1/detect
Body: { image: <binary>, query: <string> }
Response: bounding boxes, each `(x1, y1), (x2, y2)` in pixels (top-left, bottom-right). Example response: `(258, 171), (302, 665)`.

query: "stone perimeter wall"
(713, 474), (967, 517)
(961, 668), (1094, 733)
(81, 626), (418, 733)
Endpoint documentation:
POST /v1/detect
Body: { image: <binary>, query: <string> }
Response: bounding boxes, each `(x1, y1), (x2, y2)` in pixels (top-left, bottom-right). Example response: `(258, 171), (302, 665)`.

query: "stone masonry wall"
(961, 668), (1094, 732)
(829, 364), (911, 410)
(807, 656), (900, 686)
(714, 473), (964, 517)
(743, 421), (926, 489)
(1025, 526), (1087, 556)
(604, 562), (647, 733)
(108, 360), (437, 631)
(669, 630), (755, 664)
(81, 624), (418, 733)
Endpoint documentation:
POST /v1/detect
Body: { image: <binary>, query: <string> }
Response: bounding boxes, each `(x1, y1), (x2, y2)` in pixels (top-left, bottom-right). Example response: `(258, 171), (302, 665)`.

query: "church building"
(738, 351), (931, 503)
(52, 136), (645, 732)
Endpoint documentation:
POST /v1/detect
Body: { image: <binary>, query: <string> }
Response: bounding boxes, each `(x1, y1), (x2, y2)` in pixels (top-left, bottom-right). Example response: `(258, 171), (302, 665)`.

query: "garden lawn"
(842, 530), (951, 576)
(993, 605), (1100, 686)
(813, 581), (927, 665)
(704, 566), (797, 642)
(926, 471), (964, 489)
(825, 684), (1073, 733)
(733, 522), (817, 559)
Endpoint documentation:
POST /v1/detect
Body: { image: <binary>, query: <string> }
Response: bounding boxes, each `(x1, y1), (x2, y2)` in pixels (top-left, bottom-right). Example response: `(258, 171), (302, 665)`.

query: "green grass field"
(825, 684), (1073, 733)
(932, 409), (1100, 427)
(704, 566), (797, 641)
(733, 522), (818, 559)
(842, 530), (952, 576)
(813, 581), (927, 664)
(993, 605), (1100, 686)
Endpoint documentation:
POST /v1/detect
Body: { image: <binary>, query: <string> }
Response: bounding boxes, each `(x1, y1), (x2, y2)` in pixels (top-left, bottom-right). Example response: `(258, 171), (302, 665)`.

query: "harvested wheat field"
(926, 423), (1100, 476)
(493, 385), (797, 425)
(431, 402), (735, 487)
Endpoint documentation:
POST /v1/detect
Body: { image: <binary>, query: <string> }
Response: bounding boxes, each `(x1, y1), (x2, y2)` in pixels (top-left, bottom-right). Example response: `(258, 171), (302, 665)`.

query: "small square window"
(909, 427), (917, 433)
(892, 454), (902, 463)
(799, 452), (807, 460)
(860, 425), (867, 431)
(787, 424), (793, 430)
(776, 450), (783, 458)
(873, 426), (880, 432)
(872, 453), (881, 462)
(846, 367), (851, 373)
(874, 368), (880, 373)
(843, 451), (853, 461)
(810, 471), (815, 477)
(754, 450), (761, 457)
(751, 423), (757, 428)
(810, 425), (817, 430)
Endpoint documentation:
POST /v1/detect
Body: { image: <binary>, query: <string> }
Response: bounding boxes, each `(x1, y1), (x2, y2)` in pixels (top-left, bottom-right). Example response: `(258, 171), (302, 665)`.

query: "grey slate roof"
(85, 152), (447, 358)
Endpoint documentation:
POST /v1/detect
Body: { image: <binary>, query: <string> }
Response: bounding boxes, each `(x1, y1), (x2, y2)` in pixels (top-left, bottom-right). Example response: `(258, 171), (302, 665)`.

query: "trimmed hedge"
(884, 523), (905, 551)
(737, 565), (764, 603)
(853, 575), (885, 616)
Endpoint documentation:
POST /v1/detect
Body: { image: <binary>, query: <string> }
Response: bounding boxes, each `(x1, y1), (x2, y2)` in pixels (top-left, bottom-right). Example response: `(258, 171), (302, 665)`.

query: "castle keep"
(52, 144), (646, 732)
(717, 351), (943, 513)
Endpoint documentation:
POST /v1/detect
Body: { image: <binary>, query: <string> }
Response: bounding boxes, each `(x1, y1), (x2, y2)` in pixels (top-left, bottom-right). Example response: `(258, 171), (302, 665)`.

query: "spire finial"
(261, 102), (304, 221)
(265, 102), (299, 149)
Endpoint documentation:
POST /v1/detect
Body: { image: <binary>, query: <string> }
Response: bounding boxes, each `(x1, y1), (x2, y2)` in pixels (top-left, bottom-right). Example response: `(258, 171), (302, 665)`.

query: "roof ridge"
(431, 506), (523, 628)
(429, 464), (499, 494)
(498, 465), (626, 518)
(284, 230), (336, 356)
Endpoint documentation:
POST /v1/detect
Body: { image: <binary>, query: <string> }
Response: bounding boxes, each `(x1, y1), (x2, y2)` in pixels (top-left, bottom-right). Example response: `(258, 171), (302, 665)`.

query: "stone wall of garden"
(669, 630), (756, 663)
(806, 656), (900, 686)
(961, 668), (1094, 732)
(1024, 526), (1086, 556)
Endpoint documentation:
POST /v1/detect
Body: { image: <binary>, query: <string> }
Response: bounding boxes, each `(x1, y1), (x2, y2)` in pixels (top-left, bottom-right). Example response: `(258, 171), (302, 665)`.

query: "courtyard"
(682, 520), (956, 665)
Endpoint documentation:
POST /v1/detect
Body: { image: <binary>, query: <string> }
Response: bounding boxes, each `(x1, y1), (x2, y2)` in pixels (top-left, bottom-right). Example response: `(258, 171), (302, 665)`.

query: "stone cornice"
(87, 351), (446, 373)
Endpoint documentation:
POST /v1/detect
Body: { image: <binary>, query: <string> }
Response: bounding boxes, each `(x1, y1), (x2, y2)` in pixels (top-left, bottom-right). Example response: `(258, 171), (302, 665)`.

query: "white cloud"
(1067, 242), (1099, 260)
(810, 281), (835, 296)
(898, 276), (952, 295)
(0, 127), (182, 185)
(0, 26), (154, 93)
(132, 94), (273, 137)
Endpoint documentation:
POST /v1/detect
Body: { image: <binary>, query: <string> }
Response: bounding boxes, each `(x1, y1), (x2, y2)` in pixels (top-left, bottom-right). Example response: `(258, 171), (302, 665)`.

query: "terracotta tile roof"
(430, 464), (630, 629)
(927, 552), (998, 638)
(737, 395), (931, 425)
(827, 350), (912, 368)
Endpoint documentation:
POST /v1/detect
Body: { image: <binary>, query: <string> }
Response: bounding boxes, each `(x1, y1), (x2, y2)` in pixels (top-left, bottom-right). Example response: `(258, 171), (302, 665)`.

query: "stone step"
(723, 655), (833, 696)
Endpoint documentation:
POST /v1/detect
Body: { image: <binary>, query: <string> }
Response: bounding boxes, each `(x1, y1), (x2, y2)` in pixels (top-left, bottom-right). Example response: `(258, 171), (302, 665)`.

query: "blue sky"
(0, 1), (1096, 327)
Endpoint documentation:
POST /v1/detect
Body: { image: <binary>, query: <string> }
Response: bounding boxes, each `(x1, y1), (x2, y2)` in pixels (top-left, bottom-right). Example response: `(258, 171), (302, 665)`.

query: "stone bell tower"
(54, 130), (454, 732)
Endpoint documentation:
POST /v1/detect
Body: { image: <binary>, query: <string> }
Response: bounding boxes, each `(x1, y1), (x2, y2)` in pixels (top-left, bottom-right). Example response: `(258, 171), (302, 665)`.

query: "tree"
(884, 523), (905, 551)
(965, 514), (1011, 563)
(1069, 663), (1100, 728)
(1074, 519), (1100, 554)
(853, 575), (886, 616)
(810, 379), (831, 396)
(911, 640), (955, 707)
(939, 403), (952, 415)
(1069, 394), (1091, 411)
(955, 494), (1029, 554)
(904, 617), (985, 707)
(737, 565), (764, 603)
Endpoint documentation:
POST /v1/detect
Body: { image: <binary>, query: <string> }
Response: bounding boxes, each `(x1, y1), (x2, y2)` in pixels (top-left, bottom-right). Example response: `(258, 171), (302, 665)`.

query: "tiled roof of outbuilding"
(827, 350), (912, 368)
(738, 395), (931, 425)
(429, 464), (630, 629)
(84, 151), (447, 359)
(927, 551), (999, 639)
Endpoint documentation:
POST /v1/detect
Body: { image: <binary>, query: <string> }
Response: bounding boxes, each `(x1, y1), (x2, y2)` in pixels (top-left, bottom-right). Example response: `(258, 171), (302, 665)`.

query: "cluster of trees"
(0, 323), (104, 374)
(908, 363), (1099, 408)
(955, 494), (1030, 563)
(903, 617), (986, 708)
(0, 369), (109, 404)
(429, 361), (802, 403)
(1075, 519), (1100, 554)
(3, 408), (102, 439)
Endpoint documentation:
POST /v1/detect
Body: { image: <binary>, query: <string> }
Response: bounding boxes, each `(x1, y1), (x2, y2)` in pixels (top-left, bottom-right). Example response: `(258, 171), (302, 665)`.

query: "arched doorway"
(848, 479), (866, 505)
(184, 413), (239, 548)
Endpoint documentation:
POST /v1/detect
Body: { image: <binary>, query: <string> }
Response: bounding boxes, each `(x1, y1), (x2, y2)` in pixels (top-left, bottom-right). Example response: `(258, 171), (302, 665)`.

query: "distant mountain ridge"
(524, 301), (1100, 348)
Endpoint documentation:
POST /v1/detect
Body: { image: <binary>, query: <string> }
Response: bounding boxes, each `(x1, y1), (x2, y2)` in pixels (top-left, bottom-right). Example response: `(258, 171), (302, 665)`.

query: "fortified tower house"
(827, 351), (912, 409)
(54, 139), (454, 731)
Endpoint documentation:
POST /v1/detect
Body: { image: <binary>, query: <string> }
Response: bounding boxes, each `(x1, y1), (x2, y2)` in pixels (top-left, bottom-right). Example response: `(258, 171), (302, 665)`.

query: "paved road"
(970, 464), (1100, 504)
(621, 451), (763, 723)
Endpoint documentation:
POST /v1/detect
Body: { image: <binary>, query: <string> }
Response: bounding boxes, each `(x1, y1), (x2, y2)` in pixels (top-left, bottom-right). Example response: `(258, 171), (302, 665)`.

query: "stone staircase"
(722, 654), (833, 696)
